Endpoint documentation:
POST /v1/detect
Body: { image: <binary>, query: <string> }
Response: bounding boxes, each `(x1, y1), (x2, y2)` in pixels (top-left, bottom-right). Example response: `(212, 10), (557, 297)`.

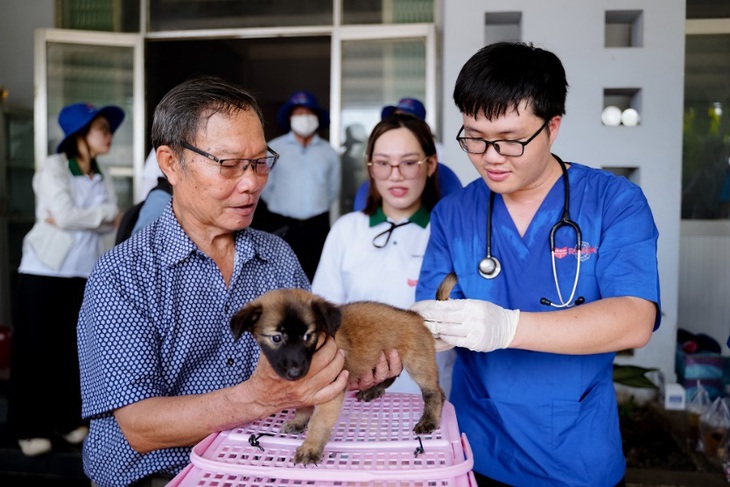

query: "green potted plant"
(613, 364), (659, 408)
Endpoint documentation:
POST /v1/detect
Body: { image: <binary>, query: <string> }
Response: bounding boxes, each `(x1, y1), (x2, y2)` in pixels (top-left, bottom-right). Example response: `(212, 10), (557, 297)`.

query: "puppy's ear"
(230, 303), (263, 341)
(311, 299), (341, 337)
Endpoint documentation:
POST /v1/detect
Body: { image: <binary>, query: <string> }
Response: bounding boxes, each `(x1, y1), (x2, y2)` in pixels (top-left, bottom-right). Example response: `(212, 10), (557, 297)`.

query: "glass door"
(333, 23), (437, 213)
(35, 29), (145, 209)
(682, 26), (730, 221)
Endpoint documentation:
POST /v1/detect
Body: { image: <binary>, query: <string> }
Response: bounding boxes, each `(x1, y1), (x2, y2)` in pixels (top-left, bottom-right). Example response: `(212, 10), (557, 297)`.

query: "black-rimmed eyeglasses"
(456, 120), (549, 157)
(182, 142), (279, 178)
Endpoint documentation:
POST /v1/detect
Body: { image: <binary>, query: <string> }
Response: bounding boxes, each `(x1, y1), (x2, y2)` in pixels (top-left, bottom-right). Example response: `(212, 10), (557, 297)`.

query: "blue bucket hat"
(381, 97), (426, 121)
(276, 91), (330, 132)
(56, 102), (125, 153)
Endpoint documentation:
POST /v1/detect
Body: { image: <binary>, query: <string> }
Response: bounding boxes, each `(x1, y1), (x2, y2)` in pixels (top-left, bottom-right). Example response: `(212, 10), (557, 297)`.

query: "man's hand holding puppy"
(411, 299), (519, 352)
(245, 335), (350, 416)
(347, 350), (402, 391)
(234, 335), (401, 424)
(114, 336), (349, 455)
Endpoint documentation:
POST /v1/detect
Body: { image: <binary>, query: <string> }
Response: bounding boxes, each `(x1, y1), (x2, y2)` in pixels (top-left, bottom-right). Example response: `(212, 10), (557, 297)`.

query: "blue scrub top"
(416, 162), (661, 487)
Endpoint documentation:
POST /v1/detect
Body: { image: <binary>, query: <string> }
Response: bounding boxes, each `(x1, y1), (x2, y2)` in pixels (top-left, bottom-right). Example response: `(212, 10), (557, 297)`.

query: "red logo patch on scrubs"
(556, 243), (598, 260)
(554, 247), (569, 259)
(407, 278), (418, 287)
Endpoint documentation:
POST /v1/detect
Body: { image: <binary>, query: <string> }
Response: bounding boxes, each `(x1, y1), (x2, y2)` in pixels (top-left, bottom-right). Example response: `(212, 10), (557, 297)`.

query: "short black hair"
(453, 42), (569, 122)
(151, 75), (264, 160)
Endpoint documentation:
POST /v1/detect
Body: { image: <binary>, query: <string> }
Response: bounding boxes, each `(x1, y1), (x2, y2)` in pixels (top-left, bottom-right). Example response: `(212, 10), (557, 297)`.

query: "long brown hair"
(363, 113), (440, 215)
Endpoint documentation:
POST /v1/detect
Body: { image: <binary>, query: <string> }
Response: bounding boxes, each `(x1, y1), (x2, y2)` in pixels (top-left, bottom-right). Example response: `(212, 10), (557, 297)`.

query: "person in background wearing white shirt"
(312, 113), (455, 397)
(258, 91), (340, 280)
(7, 102), (123, 456)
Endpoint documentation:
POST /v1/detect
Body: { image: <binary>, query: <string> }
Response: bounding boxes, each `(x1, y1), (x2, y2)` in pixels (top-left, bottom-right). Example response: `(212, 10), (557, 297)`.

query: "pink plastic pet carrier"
(168, 392), (475, 486)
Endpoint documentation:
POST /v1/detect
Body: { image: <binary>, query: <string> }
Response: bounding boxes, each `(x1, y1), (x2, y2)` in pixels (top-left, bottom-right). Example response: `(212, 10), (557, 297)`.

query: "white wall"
(441, 0), (685, 381)
(0, 0), (54, 109)
(679, 221), (730, 348)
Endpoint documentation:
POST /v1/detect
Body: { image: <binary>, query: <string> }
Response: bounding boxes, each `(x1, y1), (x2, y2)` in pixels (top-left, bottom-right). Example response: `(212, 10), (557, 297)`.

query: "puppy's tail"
(435, 272), (457, 301)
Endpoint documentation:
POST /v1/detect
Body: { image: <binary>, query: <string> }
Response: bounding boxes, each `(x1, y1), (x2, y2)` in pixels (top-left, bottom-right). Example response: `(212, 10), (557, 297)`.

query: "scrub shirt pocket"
(551, 399), (581, 450)
(551, 381), (598, 450)
(550, 381), (623, 481)
(467, 394), (574, 479)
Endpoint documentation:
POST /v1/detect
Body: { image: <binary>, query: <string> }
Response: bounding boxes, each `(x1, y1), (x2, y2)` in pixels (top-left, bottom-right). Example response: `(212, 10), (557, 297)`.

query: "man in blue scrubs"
(412, 42), (661, 486)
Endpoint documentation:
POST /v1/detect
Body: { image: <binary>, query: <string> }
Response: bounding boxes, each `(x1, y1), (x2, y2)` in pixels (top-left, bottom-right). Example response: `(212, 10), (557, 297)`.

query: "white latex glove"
(410, 299), (520, 352)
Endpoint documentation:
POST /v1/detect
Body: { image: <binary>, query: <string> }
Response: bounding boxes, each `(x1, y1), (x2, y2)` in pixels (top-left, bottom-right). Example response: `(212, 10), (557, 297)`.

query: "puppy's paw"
(356, 386), (385, 402)
(413, 417), (439, 435)
(293, 445), (323, 465)
(281, 419), (308, 435)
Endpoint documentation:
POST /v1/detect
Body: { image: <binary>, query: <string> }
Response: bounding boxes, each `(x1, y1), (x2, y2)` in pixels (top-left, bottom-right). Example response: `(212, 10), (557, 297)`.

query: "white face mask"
(290, 114), (319, 137)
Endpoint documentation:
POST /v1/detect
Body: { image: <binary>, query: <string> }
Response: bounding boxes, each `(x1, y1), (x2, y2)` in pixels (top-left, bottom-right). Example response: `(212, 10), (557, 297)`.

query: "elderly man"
(77, 76), (397, 486)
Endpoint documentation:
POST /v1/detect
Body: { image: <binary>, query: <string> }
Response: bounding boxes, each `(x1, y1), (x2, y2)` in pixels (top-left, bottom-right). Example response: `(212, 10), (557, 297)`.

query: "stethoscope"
(478, 155), (585, 308)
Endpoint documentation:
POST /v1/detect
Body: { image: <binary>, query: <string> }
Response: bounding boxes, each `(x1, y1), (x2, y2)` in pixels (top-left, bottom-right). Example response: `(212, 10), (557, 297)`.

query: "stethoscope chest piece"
(478, 255), (501, 279)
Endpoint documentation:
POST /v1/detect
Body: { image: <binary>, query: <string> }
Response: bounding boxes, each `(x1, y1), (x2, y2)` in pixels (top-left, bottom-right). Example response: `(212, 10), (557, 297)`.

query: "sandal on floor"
(18, 438), (52, 456)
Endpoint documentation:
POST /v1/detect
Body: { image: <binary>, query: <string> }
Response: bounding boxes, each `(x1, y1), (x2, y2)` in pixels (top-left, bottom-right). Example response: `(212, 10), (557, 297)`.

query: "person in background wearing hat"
(7, 102), (123, 456)
(353, 97), (463, 211)
(259, 90), (341, 280)
(312, 113), (456, 397)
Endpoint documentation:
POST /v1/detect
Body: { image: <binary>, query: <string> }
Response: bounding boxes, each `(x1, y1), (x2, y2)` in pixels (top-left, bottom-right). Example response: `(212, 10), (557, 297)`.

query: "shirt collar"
(285, 131), (322, 146)
(156, 204), (266, 268)
(68, 157), (101, 177)
(368, 205), (430, 229)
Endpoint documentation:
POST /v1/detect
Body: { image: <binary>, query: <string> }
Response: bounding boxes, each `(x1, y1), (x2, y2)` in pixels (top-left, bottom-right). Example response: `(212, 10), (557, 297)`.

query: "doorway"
(145, 36), (332, 145)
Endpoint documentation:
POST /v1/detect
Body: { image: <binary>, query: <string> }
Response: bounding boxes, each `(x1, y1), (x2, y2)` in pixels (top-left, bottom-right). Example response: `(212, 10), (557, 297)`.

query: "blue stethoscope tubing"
(478, 155), (585, 307)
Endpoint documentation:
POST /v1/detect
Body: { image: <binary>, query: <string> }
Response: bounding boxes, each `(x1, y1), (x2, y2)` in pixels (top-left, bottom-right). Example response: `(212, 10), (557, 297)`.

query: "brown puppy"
(229, 275), (455, 465)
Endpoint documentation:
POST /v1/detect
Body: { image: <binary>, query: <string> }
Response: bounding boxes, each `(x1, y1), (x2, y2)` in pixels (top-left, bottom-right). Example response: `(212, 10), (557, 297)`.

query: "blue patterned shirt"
(77, 203), (309, 487)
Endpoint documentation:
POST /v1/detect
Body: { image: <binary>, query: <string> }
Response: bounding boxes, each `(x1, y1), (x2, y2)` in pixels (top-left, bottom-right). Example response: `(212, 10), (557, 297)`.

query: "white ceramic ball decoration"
(621, 108), (640, 126)
(601, 106), (622, 126)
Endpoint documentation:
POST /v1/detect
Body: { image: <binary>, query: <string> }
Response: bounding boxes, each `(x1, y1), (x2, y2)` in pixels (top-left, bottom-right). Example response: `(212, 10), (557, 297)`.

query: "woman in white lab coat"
(312, 112), (455, 396)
